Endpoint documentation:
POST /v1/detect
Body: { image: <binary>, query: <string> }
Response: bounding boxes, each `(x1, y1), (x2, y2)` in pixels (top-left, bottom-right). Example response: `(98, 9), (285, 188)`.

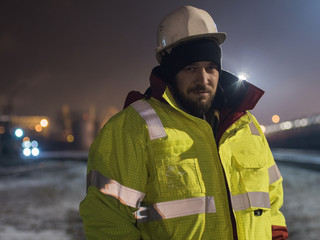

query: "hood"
(124, 66), (264, 113)
(123, 66), (264, 143)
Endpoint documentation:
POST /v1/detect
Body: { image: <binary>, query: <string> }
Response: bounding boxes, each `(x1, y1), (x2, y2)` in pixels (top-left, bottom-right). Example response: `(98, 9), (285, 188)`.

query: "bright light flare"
(260, 125), (266, 133)
(31, 148), (40, 156)
(237, 72), (249, 81)
(40, 119), (48, 127)
(23, 148), (31, 156)
(15, 128), (23, 138)
(238, 74), (247, 81)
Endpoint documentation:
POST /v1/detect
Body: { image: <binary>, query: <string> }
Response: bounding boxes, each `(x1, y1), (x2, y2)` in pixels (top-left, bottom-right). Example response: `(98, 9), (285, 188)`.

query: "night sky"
(1, 0), (319, 125)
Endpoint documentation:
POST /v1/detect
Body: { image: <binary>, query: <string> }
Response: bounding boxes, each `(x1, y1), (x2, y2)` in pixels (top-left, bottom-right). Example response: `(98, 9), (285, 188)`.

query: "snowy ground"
(0, 160), (319, 240)
(0, 160), (87, 240)
(279, 162), (320, 240)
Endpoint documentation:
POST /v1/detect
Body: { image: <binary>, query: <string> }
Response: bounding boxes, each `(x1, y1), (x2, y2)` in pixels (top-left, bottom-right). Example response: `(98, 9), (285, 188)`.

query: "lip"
(192, 90), (209, 95)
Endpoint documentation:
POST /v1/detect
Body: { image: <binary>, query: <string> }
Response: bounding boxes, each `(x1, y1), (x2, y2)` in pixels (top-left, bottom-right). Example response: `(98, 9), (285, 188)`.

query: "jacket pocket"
(156, 158), (204, 197)
(231, 149), (269, 193)
(232, 149), (266, 169)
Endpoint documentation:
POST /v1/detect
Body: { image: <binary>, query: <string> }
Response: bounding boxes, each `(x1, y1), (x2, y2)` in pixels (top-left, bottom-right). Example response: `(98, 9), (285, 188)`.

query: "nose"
(196, 68), (208, 84)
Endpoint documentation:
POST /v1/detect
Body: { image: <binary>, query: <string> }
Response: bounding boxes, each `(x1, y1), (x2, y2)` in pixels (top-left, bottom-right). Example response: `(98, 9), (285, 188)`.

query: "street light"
(40, 119), (48, 127)
(272, 115), (280, 123)
(15, 128), (23, 138)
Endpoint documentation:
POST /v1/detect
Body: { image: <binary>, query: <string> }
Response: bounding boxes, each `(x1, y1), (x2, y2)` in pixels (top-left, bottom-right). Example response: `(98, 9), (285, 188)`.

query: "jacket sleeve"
(250, 113), (288, 239)
(79, 108), (148, 240)
(268, 150), (289, 240)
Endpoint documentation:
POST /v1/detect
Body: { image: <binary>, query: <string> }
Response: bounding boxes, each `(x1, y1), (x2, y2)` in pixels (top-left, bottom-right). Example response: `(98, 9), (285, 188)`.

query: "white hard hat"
(156, 5), (226, 63)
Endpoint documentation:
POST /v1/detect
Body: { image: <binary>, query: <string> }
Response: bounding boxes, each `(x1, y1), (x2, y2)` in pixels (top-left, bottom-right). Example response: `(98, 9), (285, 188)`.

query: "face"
(173, 61), (219, 117)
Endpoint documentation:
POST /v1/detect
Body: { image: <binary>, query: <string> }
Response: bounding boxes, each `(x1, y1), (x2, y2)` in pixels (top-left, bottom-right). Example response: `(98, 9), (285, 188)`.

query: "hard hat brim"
(156, 32), (226, 63)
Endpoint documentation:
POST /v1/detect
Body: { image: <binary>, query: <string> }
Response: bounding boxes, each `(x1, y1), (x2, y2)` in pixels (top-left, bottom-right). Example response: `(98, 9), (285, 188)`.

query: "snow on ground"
(0, 160), (87, 240)
(279, 162), (320, 240)
(0, 159), (319, 240)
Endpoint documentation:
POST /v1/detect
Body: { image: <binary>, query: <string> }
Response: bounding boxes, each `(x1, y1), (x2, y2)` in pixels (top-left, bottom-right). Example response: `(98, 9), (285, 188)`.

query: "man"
(80, 5), (288, 239)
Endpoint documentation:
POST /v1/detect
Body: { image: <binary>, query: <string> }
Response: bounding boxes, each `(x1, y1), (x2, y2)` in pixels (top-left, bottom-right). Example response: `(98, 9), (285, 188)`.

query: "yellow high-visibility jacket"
(80, 70), (287, 239)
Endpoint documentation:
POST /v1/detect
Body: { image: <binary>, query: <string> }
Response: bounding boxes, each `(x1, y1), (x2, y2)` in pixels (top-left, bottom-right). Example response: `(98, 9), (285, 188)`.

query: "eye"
(183, 66), (196, 72)
(206, 64), (218, 73)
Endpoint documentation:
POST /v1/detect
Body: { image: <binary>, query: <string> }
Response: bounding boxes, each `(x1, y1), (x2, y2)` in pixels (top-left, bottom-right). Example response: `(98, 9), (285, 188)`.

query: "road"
(0, 159), (319, 240)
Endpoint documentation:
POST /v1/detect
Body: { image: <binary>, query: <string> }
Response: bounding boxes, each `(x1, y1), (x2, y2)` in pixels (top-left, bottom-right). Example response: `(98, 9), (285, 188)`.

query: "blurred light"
(280, 121), (292, 130)
(15, 128), (23, 138)
(31, 148), (40, 156)
(31, 140), (38, 148)
(22, 140), (32, 148)
(294, 119), (301, 127)
(23, 136), (30, 142)
(23, 148), (31, 156)
(0, 126), (5, 134)
(272, 115), (280, 123)
(260, 125), (266, 133)
(237, 74), (247, 81)
(67, 134), (74, 143)
(316, 115), (320, 124)
(35, 124), (43, 132)
(40, 119), (48, 127)
(299, 118), (308, 127)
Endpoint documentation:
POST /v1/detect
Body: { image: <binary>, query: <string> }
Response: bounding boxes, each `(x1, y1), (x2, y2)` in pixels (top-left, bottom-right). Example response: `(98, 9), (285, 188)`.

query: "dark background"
(1, 0), (319, 125)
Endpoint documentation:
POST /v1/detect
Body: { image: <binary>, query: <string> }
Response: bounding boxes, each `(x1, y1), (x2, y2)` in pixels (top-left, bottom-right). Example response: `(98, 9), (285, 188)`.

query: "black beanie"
(160, 39), (222, 81)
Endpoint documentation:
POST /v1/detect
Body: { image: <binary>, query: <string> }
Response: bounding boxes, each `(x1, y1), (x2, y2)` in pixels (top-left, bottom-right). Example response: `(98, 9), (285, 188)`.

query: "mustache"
(188, 84), (210, 93)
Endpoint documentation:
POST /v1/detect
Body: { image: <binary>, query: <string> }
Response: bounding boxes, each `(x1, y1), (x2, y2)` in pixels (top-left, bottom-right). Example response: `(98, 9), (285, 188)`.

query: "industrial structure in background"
(264, 114), (320, 151)
(0, 104), (102, 161)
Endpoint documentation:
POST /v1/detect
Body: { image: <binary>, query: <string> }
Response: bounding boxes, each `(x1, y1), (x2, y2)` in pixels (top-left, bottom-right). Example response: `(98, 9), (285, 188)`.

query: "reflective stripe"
(231, 192), (270, 211)
(134, 196), (216, 222)
(131, 100), (167, 140)
(249, 121), (260, 136)
(247, 115), (261, 136)
(87, 170), (145, 208)
(268, 163), (282, 184)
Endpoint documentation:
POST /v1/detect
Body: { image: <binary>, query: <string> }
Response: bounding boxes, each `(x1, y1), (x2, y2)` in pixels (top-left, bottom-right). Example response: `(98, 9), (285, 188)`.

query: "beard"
(173, 83), (216, 117)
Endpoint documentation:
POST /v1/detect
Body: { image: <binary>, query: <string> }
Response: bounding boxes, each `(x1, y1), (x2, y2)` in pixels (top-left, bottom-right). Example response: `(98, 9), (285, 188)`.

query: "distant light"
(272, 115), (280, 123)
(23, 136), (30, 142)
(40, 119), (48, 127)
(67, 134), (74, 143)
(299, 118), (308, 127)
(23, 148), (31, 156)
(35, 124), (43, 132)
(260, 125), (266, 133)
(31, 147), (40, 156)
(294, 119), (301, 127)
(15, 128), (24, 138)
(280, 121), (292, 130)
(238, 74), (247, 81)
(22, 140), (32, 148)
(31, 140), (38, 148)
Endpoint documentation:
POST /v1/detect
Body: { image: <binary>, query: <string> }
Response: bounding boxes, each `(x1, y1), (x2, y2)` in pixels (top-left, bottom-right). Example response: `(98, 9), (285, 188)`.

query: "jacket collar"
(123, 66), (265, 141)
(146, 66), (264, 113)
